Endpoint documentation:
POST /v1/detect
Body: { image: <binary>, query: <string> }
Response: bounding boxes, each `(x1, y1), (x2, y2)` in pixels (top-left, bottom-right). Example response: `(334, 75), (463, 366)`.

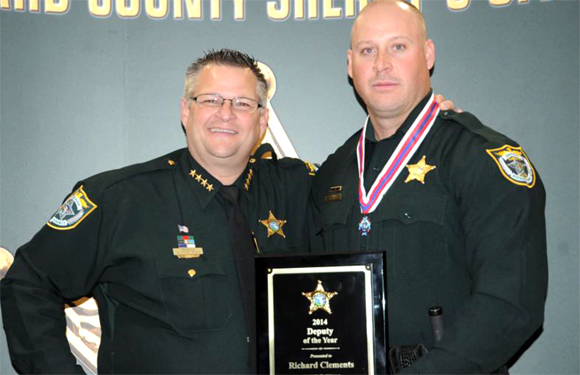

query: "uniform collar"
(232, 160), (256, 203)
(180, 150), (257, 210)
(365, 89), (433, 143)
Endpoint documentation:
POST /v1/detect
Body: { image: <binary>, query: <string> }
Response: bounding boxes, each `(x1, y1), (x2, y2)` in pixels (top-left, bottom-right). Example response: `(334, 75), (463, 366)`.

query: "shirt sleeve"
(0, 182), (107, 374)
(404, 140), (548, 374)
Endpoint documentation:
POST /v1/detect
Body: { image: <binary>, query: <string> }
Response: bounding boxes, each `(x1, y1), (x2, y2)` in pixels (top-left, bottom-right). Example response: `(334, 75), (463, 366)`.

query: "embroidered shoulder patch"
(47, 186), (97, 230)
(486, 145), (536, 188)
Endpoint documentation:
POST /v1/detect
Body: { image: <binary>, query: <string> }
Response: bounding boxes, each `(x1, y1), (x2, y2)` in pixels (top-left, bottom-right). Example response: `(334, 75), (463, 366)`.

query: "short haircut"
(184, 49), (269, 108)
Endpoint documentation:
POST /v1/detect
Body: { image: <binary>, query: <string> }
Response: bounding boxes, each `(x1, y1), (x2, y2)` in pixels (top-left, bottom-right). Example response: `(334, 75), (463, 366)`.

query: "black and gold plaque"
(256, 252), (387, 374)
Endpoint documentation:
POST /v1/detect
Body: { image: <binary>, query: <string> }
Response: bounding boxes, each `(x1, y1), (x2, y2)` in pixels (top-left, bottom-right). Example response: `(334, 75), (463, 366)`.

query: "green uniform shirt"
(1, 144), (315, 374)
(313, 93), (548, 374)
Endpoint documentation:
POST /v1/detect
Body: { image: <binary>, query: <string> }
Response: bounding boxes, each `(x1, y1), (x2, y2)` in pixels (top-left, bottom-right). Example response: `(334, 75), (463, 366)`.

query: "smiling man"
(313, 1), (548, 373)
(1, 49), (315, 374)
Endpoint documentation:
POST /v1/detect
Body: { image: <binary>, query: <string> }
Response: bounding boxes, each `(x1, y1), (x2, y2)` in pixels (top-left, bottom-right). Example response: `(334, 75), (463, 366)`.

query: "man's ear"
(180, 97), (190, 129)
(347, 49), (354, 79)
(425, 39), (435, 70)
(259, 107), (269, 139)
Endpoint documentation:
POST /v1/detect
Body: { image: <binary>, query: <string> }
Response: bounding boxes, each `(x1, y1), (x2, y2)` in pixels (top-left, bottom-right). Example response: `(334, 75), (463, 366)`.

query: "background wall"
(1, 0), (578, 373)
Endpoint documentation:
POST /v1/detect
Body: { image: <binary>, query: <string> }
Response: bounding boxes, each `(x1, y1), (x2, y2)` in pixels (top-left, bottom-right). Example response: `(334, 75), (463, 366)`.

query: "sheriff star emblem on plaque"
(302, 280), (338, 314)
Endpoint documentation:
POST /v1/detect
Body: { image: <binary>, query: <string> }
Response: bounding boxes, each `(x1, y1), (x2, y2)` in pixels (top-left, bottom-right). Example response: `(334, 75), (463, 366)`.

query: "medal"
(359, 215), (372, 236)
(356, 94), (440, 235)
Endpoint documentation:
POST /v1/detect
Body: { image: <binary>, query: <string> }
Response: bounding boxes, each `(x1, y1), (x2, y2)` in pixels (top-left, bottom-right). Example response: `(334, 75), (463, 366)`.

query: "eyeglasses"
(191, 94), (262, 113)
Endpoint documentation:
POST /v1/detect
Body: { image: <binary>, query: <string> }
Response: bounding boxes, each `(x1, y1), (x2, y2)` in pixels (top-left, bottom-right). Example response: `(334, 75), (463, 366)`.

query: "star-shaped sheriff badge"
(405, 155), (436, 184)
(259, 211), (286, 238)
(302, 280), (338, 314)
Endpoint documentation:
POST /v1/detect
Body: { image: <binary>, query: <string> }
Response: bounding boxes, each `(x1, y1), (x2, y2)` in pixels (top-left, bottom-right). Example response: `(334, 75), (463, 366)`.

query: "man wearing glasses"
(1, 49), (316, 374)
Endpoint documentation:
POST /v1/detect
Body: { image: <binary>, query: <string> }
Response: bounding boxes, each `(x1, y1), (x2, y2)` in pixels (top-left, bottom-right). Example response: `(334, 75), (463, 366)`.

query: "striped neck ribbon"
(357, 93), (440, 215)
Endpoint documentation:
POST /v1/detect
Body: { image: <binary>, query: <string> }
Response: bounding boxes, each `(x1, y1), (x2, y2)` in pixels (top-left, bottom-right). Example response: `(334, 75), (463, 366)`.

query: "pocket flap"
(320, 199), (353, 228)
(155, 255), (226, 280)
(374, 192), (447, 225)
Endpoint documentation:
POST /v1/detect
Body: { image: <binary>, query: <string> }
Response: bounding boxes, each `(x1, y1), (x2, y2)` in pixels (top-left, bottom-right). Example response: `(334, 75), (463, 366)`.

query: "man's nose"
(216, 100), (236, 120)
(373, 51), (392, 73)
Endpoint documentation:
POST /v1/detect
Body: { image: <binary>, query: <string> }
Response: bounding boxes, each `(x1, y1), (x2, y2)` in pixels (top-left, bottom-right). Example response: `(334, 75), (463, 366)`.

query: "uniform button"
(403, 212), (412, 221)
(373, 166), (381, 171)
(188, 269), (196, 277)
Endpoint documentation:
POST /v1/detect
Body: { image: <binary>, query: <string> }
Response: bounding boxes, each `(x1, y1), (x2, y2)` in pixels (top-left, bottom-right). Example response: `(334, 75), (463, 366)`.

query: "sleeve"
(404, 140), (548, 374)
(0, 182), (108, 374)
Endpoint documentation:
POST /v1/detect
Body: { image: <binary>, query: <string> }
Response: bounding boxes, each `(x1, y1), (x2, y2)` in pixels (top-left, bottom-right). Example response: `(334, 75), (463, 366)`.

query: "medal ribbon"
(357, 94), (440, 214)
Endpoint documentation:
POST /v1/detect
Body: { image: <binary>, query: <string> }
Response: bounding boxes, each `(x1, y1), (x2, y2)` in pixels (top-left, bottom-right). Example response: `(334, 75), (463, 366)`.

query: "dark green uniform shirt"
(313, 93), (548, 374)
(1, 145), (315, 374)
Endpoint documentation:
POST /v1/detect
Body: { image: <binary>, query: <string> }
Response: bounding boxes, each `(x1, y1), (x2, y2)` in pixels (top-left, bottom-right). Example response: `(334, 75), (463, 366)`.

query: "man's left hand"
(435, 94), (463, 113)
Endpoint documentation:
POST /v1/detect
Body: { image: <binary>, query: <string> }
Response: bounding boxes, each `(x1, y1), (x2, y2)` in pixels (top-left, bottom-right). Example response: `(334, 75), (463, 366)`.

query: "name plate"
(256, 252), (388, 374)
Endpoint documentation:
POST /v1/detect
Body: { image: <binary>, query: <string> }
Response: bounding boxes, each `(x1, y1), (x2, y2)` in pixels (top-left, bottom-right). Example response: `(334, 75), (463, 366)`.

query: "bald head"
(347, 0), (435, 138)
(351, 0), (428, 47)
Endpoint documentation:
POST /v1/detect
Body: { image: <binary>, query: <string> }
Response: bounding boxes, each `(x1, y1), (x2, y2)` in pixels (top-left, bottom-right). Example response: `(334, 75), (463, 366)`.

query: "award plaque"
(256, 252), (387, 375)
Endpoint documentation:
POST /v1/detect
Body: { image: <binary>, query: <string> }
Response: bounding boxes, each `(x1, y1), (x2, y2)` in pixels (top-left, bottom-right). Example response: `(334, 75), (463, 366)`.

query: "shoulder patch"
(47, 186), (97, 230)
(486, 145), (536, 188)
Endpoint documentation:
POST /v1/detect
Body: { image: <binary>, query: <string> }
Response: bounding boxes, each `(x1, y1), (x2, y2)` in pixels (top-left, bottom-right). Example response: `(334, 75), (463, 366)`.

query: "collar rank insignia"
(486, 145), (536, 188)
(302, 280), (338, 315)
(244, 168), (254, 191)
(189, 169), (214, 192)
(259, 211), (286, 238)
(405, 155), (436, 184)
(173, 235), (203, 259)
(47, 186), (97, 230)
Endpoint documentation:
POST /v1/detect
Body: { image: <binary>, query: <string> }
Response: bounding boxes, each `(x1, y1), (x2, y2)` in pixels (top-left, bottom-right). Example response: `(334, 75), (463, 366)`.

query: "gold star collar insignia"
(259, 211), (286, 238)
(405, 155), (436, 184)
(302, 280), (338, 314)
(189, 170), (214, 192)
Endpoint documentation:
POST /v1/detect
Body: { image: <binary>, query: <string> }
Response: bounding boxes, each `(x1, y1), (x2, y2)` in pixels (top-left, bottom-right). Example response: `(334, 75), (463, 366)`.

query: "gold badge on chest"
(259, 211), (286, 238)
(405, 155), (436, 184)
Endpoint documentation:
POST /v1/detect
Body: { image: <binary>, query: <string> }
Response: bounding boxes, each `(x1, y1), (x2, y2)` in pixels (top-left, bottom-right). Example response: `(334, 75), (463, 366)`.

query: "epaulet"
(252, 143), (317, 176)
(47, 149), (183, 230)
(440, 111), (537, 188)
(277, 158), (317, 176)
(79, 149), (183, 192)
(439, 110), (518, 146)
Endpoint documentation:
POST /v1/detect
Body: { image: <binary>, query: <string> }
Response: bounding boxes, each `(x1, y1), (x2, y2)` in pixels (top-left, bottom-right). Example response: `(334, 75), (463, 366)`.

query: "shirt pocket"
(375, 192), (449, 280)
(319, 198), (358, 252)
(155, 255), (232, 333)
